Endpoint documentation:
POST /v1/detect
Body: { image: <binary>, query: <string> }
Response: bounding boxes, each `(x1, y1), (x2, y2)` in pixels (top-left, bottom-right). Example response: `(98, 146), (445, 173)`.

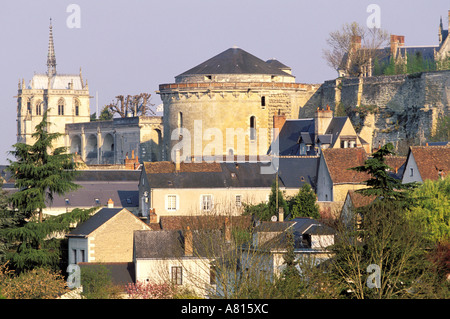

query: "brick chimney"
(350, 35), (362, 52)
(273, 112), (286, 141)
(390, 35), (405, 59)
(175, 149), (181, 172)
(149, 208), (158, 224)
(314, 105), (333, 136)
(184, 226), (193, 257)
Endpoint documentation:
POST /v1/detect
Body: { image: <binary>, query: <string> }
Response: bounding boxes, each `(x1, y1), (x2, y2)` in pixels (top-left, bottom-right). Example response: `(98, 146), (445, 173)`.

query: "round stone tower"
(157, 47), (319, 162)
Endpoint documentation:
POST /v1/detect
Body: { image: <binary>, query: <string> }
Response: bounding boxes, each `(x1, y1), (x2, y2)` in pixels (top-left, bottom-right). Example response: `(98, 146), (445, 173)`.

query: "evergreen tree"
(267, 180), (289, 220)
(2, 111), (94, 272)
(7, 110), (80, 222)
(289, 183), (320, 220)
(350, 143), (417, 203)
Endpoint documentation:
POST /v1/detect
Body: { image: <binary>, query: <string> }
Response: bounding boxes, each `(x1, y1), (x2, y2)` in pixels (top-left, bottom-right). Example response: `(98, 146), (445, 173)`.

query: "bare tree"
(106, 93), (154, 118)
(323, 22), (390, 77)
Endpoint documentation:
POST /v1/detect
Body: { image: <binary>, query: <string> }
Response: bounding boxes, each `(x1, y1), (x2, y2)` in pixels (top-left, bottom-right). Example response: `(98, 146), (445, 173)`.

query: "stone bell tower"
(16, 19), (91, 149)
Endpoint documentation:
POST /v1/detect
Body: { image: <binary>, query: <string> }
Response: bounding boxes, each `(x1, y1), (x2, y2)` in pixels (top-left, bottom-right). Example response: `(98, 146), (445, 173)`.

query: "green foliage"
(80, 264), (122, 299)
(431, 115), (450, 142)
(1, 208), (96, 273)
(289, 183), (320, 219)
(243, 180), (289, 221)
(351, 143), (417, 203)
(407, 177), (450, 244)
(7, 110), (80, 221)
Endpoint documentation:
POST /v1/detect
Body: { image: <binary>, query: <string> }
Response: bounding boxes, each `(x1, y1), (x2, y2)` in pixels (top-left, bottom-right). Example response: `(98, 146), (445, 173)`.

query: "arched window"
(58, 98), (65, 116)
(35, 101), (42, 116)
(74, 99), (80, 116)
(250, 116), (256, 140)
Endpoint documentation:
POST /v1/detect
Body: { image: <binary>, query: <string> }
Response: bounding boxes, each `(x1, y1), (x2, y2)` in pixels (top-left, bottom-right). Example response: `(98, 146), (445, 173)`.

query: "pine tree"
(350, 143), (417, 203)
(7, 110), (80, 222)
(2, 111), (93, 272)
(289, 183), (320, 219)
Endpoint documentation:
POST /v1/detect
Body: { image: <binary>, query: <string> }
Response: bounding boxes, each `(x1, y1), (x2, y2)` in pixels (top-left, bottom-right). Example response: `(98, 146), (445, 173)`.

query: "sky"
(0, 0), (448, 164)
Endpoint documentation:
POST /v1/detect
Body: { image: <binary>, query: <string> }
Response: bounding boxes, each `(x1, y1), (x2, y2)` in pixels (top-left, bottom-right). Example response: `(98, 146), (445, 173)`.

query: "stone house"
(133, 227), (223, 297)
(340, 190), (376, 229)
(402, 144), (450, 184)
(66, 206), (151, 265)
(316, 147), (369, 203)
(275, 105), (370, 156)
(241, 218), (335, 279)
(138, 158), (320, 222)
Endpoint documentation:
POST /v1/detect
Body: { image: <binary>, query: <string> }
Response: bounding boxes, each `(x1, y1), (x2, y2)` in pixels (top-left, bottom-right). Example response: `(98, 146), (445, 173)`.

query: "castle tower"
(16, 20), (91, 150)
(157, 47), (320, 162)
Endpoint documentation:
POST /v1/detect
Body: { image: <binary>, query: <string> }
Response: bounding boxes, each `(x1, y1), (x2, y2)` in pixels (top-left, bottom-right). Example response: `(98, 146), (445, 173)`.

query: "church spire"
(47, 18), (57, 76)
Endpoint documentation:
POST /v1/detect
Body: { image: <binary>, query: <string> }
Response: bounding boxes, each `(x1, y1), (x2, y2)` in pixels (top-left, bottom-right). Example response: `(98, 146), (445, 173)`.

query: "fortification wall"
(307, 70), (450, 154)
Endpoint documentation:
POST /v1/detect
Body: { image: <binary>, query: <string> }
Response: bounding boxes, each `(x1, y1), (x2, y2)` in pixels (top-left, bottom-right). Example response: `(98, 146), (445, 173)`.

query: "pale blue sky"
(0, 0), (448, 164)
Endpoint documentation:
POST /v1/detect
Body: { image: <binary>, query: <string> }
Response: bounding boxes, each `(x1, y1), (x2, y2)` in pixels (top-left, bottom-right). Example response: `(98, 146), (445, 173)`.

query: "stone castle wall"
(304, 70), (450, 154)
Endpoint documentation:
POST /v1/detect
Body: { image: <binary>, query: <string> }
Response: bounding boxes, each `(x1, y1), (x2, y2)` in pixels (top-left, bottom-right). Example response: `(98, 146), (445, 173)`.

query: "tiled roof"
(347, 190), (376, 208)
(322, 148), (369, 184)
(410, 145), (450, 180)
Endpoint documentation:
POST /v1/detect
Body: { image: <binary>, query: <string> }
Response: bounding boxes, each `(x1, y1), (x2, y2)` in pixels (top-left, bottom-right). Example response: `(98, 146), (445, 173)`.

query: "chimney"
(390, 35), (405, 59)
(278, 207), (284, 222)
(107, 198), (114, 208)
(184, 226), (193, 257)
(149, 208), (158, 224)
(273, 112), (286, 141)
(350, 35), (362, 51)
(314, 105), (333, 136)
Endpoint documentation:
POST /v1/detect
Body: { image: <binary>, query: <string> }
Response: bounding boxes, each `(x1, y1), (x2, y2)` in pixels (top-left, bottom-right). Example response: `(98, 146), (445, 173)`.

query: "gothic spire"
(47, 18), (57, 76)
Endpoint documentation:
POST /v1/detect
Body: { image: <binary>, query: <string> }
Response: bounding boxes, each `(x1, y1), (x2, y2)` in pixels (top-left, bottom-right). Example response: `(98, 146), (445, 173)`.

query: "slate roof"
(134, 229), (222, 259)
(67, 208), (126, 237)
(176, 47), (294, 78)
(322, 148), (369, 184)
(255, 218), (335, 250)
(46, 170), (140, 209)
(277, 119), (314, 156)
(143, 158), (319, 190)
(143, 161), (280, 189)
(409, 145), (450, 180)
(277, 117), (350, 156)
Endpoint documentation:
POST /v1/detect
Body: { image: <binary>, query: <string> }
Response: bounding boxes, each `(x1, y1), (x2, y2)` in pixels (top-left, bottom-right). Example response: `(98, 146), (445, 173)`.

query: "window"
(80, 250), (86, 262)
(73, 249), (77, 264)
(410, 168), (414, 177)
(201, 194), (213, 211)
(250, 116), (256, 140)
(58, 98), (65, 115)
(27, 101), (31, 114)
(75, 99), (80, 116)
(35, 101), (42, 115)
(171, 266), (182, 285)
(166, 194), (178, 211)
(235, 195), (242, 208)
(261, 96), (266, 107)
